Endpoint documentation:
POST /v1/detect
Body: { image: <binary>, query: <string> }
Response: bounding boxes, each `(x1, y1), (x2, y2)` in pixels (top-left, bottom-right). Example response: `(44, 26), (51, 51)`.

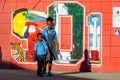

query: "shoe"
(39, 74), (43, 77)
(37, 73), (43, 77)
(43, 68), (46, 74)
(43, 70), (46, 74)
(47, 72), (53, 77)
(42, 66), (46, 74)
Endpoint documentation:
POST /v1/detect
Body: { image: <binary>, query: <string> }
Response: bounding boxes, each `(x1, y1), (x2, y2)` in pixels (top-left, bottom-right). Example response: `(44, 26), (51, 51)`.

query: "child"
(42, 17), (59, 76)
(33, 33), (49, 77)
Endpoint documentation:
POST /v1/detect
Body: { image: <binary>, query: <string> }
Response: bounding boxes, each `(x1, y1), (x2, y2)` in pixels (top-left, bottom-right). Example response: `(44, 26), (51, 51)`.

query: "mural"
(11, 2), (84, 64)
(11, 4), (101, 64)
(87, 13), (101, 64)
(11, 43), (24, 62)
(49, 3), (84, 64)
(2, 0), (120, 71)
(12, 8), (47, 62)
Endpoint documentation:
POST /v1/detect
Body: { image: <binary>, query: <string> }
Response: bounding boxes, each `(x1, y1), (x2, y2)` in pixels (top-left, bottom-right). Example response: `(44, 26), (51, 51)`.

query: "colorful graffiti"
(49, 3), (84, 63)
(11, 2), (85, 64)
(11, 4), (102, 64)
(87, 13), (101, 64)
(12, 8), (47, 62)
(11, 43), (24, 62)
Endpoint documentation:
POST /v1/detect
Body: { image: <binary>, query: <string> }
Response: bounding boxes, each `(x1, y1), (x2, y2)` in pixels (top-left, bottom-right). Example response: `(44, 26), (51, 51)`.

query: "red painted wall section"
(0, 0), (120, 72)
(0, 0), (11, 68)
(60, 16), (72, 51)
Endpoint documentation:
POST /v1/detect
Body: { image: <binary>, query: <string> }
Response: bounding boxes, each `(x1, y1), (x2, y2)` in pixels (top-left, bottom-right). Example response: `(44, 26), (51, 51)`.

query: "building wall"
(0, 0), (120, 72)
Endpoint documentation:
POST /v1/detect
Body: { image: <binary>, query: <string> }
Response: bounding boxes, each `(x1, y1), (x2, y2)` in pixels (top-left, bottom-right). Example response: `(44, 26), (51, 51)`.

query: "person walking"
(42, 17), (59, 76)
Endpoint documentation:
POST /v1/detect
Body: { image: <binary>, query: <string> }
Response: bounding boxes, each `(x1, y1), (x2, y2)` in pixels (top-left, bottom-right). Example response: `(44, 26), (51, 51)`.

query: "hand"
(33, 55), (35, 62)
(71, 51), (74, 56)
(57, 49), (60, 54)
(48, 52), (50, 57)
(71, 52), (74, 56)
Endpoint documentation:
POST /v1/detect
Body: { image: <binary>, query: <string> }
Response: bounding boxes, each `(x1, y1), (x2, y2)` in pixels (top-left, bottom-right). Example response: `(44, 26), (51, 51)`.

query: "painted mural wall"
(11, 2), (85, 64)
(0, 0), (120, 72)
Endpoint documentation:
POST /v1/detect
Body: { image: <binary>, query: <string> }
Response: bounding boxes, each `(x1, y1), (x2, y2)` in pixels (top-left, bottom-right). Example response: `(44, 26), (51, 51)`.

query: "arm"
(43, 40), (50, 56)
(41, 28), (47, 41)
(46, 48), (50, 56)
(54, 39), (59, 51)
(33, 43), (37, 62)
(54, 31), (59, 52)
(33, 50), (37, 62)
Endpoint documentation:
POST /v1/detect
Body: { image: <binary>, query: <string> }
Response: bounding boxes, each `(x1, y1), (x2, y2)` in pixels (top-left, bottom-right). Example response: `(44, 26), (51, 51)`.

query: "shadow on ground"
(0, 47), (93, 80)
(0, 46), (24, 69)
(0, 61), (24, 69)
(0, 69), (95, 80)
(1, 68), (120, 80)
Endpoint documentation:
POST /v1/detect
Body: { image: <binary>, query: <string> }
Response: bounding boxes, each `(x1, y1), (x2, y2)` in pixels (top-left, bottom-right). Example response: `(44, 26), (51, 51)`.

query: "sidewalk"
(0, 69), (120, 80)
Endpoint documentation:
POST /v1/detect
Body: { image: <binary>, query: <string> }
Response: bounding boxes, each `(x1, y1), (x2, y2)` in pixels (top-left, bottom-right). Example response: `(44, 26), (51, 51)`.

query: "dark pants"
(36, 55), (46, 76)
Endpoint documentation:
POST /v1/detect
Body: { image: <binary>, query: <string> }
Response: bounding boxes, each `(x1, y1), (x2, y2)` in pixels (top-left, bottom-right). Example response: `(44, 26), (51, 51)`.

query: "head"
(37, 33), (43, 41)
(46, 17), (53, 29)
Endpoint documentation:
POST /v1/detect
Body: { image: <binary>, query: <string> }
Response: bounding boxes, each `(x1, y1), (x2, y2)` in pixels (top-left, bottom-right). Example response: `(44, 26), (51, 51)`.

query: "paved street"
(0, 69), (120, 80)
